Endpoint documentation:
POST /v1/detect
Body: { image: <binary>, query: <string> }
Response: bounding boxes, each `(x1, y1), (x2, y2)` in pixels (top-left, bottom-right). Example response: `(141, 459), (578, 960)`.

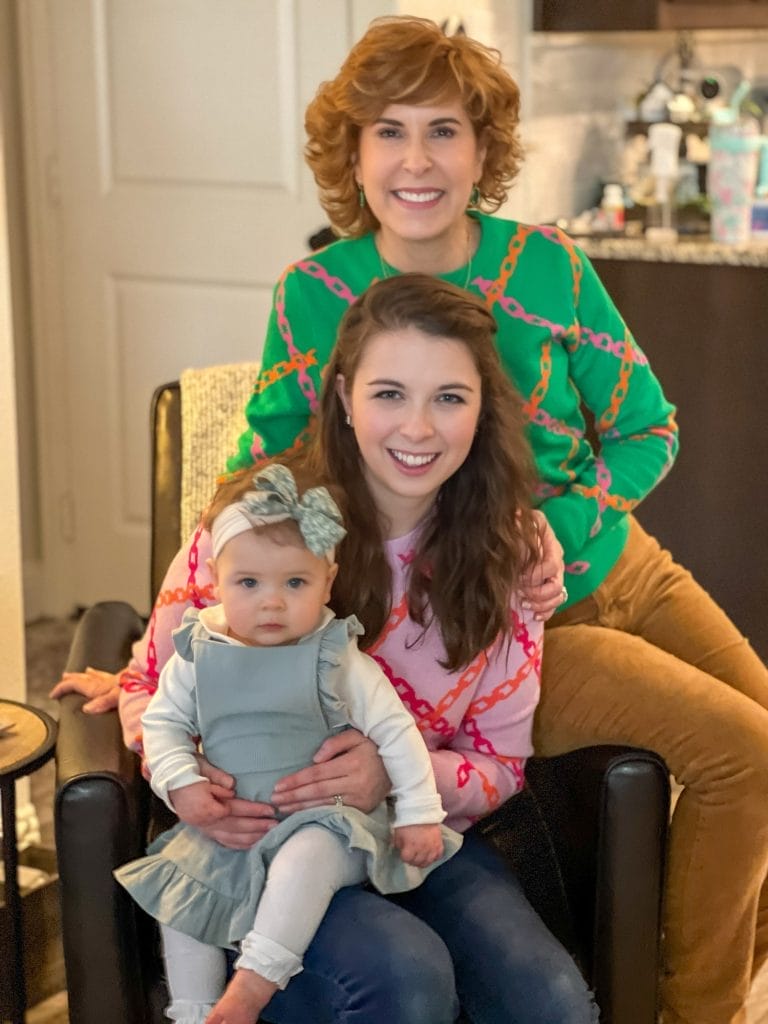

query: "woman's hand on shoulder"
(49, 667), (121, 714)
(519, 511), (566, 622)
(271, 729), (390, 815)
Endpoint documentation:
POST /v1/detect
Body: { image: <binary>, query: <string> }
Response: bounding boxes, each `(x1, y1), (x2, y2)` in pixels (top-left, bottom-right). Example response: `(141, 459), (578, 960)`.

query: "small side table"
(0, 698), (57, 1024)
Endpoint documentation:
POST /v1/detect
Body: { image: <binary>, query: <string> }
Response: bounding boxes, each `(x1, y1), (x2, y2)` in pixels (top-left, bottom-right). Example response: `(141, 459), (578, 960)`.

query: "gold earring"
(358, 185), (366, 209)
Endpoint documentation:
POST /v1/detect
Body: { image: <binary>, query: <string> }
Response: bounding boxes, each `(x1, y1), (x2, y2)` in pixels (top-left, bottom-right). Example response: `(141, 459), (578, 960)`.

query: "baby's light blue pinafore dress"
(114, 610), (461, 948)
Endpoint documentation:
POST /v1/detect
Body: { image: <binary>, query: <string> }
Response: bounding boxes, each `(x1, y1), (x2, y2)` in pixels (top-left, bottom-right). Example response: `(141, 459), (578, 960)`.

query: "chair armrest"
(527, 745), (670, 1024)
(55, 601), (158, 1024)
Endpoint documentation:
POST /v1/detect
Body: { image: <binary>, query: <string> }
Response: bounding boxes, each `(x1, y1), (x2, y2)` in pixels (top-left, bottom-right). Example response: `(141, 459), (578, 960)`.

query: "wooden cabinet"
(592, 256), (768, 659)
(533, 0), (768, 32)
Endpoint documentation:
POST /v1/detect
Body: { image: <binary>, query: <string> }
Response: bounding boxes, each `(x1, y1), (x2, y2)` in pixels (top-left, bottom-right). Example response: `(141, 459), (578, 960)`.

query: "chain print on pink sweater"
(119, 665), (157, 694)
(459, 722), (526, 796)
(414, 651), (489, 736)
(372, 654), (456, 740)
(373, 639), (532, 812)
(364, 595), (409, 656)
(465, 652), (540, 718)
(509, 608), (539, 661)
(455, 746), (501, 808)
(142, 525), (215, 686)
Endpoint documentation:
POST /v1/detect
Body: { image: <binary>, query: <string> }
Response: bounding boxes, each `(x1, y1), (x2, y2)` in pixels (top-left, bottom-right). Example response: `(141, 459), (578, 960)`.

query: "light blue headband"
(211, 464), (346, 562)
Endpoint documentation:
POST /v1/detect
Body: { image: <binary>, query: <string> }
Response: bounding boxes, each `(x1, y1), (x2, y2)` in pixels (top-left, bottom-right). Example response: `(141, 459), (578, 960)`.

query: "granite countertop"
(578, 234), (768, 268)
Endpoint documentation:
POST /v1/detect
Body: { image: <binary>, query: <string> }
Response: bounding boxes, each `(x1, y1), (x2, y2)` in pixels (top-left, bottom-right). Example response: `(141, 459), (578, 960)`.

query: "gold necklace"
(377, 219), (476, 290)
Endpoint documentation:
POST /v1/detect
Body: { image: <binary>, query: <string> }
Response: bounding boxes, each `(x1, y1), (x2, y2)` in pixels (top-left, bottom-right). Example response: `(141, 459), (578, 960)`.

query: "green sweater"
(228, 213), (679, 607)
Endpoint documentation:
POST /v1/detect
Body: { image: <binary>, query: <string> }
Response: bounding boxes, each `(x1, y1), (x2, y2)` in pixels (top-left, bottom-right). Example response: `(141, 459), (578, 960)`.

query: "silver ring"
(333, 794), (343, 808)
(560, 586), (569, 604)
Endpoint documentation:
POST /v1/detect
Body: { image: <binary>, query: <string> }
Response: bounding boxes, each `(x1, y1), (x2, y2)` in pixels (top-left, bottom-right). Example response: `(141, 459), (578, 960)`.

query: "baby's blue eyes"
(238, 577), (306, 590)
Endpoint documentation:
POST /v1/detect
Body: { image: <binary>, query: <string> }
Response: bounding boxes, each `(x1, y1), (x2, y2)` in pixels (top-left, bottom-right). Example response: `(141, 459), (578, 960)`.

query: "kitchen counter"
(584, 250), (767, 660)
(579, 234), (768, 267)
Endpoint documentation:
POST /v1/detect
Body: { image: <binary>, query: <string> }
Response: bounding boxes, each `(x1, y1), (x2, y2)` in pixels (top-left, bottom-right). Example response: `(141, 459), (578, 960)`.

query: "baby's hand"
(393, 823), (444, 868)
(168, 780), (232, 827)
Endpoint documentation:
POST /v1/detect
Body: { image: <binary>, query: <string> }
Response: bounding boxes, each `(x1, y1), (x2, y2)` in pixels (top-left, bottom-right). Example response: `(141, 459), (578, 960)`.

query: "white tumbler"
(708, 120), (765, 245)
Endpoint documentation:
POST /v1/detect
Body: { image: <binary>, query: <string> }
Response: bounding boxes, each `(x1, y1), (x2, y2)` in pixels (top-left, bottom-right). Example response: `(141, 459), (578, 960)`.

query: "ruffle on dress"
(314, 615), (366, 728)
(115, 802), (461, 949)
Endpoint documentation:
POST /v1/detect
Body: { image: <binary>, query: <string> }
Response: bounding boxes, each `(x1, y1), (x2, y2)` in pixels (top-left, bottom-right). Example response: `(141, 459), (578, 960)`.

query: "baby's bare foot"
(204, 968), (278, 1024)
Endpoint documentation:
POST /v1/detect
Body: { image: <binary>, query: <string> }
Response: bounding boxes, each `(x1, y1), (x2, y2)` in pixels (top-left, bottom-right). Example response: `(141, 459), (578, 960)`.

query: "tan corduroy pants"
(539, 517), (768, 1024)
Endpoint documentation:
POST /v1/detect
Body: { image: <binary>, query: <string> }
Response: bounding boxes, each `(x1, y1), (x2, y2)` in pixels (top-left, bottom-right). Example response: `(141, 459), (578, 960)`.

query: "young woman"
(54, 17), (768, 1024)
(139, 274), (598, 1023)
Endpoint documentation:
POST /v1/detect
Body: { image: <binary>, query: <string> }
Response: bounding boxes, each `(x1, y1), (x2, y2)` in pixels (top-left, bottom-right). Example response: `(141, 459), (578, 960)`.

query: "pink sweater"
(119, 525), (542, 832)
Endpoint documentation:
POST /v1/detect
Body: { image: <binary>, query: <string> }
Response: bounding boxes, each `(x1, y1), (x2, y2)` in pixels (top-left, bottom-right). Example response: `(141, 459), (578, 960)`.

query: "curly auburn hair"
(308, 273), (539, 670)
(304, 16), (524, 238)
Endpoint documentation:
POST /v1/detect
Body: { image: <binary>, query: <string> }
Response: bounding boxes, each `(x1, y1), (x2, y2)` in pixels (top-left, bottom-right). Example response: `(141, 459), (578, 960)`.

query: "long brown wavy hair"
(304, 16), (524, 238)
(205, 275), (539, 670)
(308, 274), (538, 669)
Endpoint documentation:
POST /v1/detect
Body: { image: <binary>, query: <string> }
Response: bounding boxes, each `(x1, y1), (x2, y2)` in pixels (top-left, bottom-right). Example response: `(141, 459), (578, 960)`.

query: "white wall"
(522, 26), (768, 222)
(1, 0), (41, 621)
(0, 67), (36, 837)
(0, 65), (27, 703)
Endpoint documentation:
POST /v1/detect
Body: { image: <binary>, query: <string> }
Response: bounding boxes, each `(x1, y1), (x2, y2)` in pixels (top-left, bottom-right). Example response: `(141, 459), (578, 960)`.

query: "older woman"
(56, 17), (768, 1024)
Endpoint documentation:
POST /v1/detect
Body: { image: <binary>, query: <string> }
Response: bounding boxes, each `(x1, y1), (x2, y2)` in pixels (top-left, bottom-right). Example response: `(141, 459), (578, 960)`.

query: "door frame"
(17, 0), (77, 618)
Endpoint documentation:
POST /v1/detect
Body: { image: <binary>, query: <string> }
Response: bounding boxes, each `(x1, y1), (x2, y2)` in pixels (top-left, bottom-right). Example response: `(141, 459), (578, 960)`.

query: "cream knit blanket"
(179, 361), (260, 541)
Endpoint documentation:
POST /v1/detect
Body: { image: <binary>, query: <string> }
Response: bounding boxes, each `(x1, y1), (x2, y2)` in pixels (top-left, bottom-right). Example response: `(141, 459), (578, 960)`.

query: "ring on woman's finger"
(333, 794), (344, 808)
(560, 586), (569, 604)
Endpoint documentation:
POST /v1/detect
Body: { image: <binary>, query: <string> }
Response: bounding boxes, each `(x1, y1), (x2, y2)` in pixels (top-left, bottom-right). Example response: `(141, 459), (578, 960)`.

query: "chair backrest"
(178, 361), (261, 541)
(150, 382), (182, 604)
(149, 361), (259, 604)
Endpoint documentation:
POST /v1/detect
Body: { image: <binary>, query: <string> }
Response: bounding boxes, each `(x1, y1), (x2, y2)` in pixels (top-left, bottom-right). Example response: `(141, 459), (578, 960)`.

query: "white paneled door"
(20, 0), (358, 615)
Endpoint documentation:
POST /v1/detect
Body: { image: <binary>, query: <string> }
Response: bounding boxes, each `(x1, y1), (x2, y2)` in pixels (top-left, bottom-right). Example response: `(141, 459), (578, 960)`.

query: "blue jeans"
(260, 831), (598, 1024)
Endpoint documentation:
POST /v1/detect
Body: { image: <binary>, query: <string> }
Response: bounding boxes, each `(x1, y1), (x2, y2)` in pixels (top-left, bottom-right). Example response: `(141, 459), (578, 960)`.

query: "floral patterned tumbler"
(707, 121), (764, 245)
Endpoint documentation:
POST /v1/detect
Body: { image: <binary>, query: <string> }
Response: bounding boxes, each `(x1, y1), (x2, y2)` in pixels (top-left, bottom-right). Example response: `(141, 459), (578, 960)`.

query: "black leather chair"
(55, 381), (670, 1024)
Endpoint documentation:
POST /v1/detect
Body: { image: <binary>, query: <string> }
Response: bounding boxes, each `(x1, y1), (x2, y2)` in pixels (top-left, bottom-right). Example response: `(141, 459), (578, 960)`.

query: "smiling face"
(355, 101), (486, 271)
(211, 527), (337, 647)
(336, 325), (482, 538)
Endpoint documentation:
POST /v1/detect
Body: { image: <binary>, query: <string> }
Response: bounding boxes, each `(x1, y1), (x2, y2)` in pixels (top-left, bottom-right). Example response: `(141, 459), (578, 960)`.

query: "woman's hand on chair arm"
(49, 667), (121, 714)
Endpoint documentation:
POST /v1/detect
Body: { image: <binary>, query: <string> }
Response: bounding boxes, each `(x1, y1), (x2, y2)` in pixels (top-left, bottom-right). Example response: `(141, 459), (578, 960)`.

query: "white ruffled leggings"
(161, 825), (367, 1024)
